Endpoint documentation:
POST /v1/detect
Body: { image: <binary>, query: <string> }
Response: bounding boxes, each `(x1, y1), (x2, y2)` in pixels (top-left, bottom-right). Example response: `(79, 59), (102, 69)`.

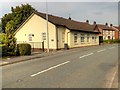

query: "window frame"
(81, 34), (84, 43)
(74, 33), (78, 44)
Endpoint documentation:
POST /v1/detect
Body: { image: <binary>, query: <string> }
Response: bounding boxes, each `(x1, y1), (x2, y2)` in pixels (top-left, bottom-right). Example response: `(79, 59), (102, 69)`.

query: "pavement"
(1, 44), (119, 88)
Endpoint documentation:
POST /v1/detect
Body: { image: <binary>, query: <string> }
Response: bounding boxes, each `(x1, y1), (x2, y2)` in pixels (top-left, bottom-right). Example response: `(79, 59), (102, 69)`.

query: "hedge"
(103, 39), (120, 43)
(17, 43), (31, 56)
(0, 44), (8, 57)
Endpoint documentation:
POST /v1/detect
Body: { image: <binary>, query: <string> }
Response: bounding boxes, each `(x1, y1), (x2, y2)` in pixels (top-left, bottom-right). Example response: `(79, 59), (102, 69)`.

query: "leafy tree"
(1, 33), (16, 56)
(2, 13), (14, 33)
(5, 20), (15, 34)
(0, 22), (2, 33)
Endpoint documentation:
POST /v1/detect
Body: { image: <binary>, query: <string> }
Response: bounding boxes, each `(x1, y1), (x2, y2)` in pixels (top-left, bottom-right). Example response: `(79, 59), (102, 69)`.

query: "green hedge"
(17, 43), (31, 56)
(103, 39), (120, 43)
(0, 44), (8, 57)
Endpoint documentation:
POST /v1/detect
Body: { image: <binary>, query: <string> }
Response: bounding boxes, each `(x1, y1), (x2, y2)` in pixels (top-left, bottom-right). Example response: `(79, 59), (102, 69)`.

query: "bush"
(0, 44), (8, 57)
(103, 39), (120, 43)
(17, 43), (31, 56)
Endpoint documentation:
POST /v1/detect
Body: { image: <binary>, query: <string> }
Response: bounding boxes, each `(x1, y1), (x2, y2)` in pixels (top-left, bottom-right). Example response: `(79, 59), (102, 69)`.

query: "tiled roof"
(34, 11), (99, 33)
(97, 24), (115, 31)
(113, 26), (120, 31)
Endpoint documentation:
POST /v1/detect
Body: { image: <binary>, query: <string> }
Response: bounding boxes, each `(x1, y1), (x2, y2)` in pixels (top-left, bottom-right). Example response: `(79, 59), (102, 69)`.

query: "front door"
(108, 36), (110, 40)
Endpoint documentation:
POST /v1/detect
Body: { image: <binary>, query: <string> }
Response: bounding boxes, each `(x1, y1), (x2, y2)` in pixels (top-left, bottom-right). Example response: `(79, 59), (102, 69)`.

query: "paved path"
(2, 44), (119, 88)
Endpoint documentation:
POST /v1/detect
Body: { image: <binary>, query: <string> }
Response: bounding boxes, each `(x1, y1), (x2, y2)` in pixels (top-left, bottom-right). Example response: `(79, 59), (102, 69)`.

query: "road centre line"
(31, 61), (70, 77)
(79, 53), (93, 59)
(97, 49), (106, 53)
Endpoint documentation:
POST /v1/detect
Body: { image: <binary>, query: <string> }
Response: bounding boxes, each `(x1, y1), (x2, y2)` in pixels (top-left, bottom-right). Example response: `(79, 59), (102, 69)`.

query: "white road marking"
(109, 47), (115, 49)
(97, 49), (106, 52)
(108, 70), (117, 88)
(79, 53), (93, 59)
(31, 61), (70, 77)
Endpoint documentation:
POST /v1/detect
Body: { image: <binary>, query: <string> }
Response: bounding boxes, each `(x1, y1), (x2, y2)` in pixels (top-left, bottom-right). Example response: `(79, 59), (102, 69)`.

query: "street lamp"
(46, 1), (49, 53)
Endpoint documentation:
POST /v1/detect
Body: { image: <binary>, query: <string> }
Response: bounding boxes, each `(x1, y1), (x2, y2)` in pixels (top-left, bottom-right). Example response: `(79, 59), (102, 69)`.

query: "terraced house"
(14, 11), (100, 50)
(95, 23), (119, 40)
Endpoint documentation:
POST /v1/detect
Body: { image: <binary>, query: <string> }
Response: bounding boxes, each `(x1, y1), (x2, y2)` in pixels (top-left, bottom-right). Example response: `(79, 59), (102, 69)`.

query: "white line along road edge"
(80, 53), (94, 59)
(31, 61), (70, 77)
(97, 49), (106, 53)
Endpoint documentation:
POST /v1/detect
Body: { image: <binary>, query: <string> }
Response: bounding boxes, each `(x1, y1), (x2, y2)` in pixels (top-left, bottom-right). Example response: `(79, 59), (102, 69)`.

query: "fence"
(16, 41), (43, 51)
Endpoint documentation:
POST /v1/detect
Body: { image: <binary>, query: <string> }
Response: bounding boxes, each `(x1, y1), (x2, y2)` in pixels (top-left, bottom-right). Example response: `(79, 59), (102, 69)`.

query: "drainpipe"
(67, 32), (70, 44)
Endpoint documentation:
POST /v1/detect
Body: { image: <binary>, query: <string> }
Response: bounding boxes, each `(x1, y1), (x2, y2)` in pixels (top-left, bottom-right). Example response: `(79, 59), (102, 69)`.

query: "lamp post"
(46, 1), (49, 53)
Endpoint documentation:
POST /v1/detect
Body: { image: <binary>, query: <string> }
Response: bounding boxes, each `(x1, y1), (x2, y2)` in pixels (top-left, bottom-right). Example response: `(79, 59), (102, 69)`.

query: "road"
(2, 44), (119, 88)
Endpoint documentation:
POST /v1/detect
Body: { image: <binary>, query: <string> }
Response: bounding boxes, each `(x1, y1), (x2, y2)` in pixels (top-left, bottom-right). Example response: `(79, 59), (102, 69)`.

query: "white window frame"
(28, 34), (34, 41)
(74, 33), (78, 44)
(81, 34), (84, 43)
(42, 32), (46, 41)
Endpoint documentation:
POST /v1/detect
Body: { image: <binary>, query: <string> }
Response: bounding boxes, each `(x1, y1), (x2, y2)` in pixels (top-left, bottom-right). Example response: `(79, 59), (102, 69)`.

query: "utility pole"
(46, 0), (49, 53)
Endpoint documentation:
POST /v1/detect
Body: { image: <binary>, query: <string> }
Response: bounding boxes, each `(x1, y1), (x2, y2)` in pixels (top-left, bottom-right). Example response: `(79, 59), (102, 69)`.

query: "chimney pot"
(110, 24), (113, 26)
(68, 17), (71, 20)
(93, 21), (96, 25)
(105, 22), (108, 26)
(86, 20), (89, 24)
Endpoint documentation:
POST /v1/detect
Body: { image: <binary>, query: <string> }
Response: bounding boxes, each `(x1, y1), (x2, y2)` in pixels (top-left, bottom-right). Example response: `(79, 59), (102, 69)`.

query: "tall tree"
(0, 21), (2, 33)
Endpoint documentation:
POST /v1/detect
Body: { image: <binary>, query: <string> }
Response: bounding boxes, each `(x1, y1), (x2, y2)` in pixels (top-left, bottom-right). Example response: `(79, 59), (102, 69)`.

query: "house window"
(92, 36), (94, 41)
(42, 33), (46, 41)
(104, 36), (106, 40)
(81, 34), (84, 43)
(108, 31), (110, 35)
(87, 34), (90, 42)
(28, 34), (34, 41)
(74, 33), (78, 43)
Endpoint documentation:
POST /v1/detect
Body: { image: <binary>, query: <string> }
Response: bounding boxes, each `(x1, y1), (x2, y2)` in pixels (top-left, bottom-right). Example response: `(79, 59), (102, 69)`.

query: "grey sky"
(0, 1), (118, 25)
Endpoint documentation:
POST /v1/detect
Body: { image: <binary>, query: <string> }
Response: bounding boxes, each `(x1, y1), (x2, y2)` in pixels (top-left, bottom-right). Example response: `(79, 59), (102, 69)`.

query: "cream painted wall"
(56, 26), (71, 49)
(69, 31), (99, 48)
(15, 14), (57, 49)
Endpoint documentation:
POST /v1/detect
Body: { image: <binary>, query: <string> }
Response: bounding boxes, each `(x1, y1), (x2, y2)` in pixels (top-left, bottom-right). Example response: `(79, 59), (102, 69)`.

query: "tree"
(0, 22), (2, 33)
(5, 20), (15, 34)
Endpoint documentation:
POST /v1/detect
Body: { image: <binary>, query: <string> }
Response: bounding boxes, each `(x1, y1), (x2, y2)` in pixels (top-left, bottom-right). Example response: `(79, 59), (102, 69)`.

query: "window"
(104, 36), (106, 40)
(74, 33), (78, 43)
(42, 33), (46, 41)
(87, 34), (90, 42)
(81, 34), (84, 43)
(92, 36), (94, 41)
(28, 34), (34, 41)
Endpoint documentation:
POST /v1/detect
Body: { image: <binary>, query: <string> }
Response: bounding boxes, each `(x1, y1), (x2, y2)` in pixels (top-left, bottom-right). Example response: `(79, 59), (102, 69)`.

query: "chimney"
(105, 22), (108, 26)
(86, 20), (89, 24)
(110, 24), (113, 27)
(93, 21), (96, 25)
(68, 17), (71, 20)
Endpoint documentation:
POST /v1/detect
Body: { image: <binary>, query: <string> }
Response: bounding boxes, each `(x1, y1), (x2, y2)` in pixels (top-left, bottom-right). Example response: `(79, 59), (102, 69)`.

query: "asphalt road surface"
(2, 44), (119, 88)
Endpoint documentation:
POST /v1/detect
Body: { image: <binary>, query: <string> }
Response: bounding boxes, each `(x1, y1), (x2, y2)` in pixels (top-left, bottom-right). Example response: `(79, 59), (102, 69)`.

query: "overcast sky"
(0, 0), (119, 26)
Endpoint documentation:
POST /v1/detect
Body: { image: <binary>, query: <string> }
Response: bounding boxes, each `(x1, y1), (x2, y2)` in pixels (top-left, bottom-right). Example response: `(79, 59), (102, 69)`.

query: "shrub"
(0, 44), (8, 57)
(17, 43), (31, 56)
(103, 39), (120, 44)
